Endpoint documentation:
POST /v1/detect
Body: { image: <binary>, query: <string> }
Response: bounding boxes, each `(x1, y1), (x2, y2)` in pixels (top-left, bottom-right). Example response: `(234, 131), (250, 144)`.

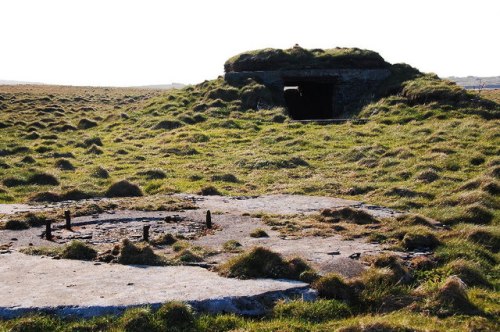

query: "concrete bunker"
(224, 47), (396, 119)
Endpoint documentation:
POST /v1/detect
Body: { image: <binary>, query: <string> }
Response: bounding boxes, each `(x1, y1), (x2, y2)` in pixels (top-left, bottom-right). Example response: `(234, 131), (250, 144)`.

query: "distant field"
(482, 89), (500, 104)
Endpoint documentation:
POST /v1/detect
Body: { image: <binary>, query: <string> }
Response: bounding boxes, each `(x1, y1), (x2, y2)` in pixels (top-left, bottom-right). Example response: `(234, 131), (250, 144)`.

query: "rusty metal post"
(206, 210), (212, 229)
(64, 210), (71, 229)
(45, 220), (52, 240)
(143, 225), (150, 242)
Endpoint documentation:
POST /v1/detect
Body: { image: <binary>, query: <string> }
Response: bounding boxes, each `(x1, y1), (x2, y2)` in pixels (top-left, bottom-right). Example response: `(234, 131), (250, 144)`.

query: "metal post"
(143, 225), (150, 242)
(45, 220), (52, 240)
(64, 210), (71, 229)
(206, 210), (212, 229)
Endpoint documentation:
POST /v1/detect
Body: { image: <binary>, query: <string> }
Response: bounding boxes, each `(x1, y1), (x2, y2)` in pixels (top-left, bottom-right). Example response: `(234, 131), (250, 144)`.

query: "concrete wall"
(225, 68), (391, 116)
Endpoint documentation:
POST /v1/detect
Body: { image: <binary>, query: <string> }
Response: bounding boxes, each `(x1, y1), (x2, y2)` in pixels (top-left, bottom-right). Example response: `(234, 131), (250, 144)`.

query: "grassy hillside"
(0, 75), (498, 224)
(0, 49), (499, 330)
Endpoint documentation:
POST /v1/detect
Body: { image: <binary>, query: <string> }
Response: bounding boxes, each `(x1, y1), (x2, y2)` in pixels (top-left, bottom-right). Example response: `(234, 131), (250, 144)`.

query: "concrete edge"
(0, 286), (317, 319)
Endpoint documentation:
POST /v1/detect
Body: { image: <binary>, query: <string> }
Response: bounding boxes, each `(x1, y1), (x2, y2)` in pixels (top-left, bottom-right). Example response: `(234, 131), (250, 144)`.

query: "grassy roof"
(224, 46), (389, 72)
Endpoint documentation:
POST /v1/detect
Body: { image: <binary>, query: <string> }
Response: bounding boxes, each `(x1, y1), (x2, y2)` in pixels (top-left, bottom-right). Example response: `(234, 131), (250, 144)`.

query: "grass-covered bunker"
(224, 46), (404, 119)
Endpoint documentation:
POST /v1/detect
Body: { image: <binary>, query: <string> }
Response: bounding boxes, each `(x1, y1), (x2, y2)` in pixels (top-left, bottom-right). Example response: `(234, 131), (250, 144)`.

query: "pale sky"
(1, 0), (498, 86)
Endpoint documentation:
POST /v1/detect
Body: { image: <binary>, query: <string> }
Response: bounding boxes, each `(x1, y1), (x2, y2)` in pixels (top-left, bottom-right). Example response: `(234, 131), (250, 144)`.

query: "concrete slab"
(0, 252), (314, 318)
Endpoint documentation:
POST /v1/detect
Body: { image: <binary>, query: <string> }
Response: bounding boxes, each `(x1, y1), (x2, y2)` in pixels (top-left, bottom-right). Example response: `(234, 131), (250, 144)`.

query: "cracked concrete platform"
(0, 252), (314, 318)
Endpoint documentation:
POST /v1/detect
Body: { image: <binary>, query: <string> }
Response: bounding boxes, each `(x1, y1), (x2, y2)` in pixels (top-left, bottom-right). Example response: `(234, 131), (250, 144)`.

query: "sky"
(0, 0), (499, 87)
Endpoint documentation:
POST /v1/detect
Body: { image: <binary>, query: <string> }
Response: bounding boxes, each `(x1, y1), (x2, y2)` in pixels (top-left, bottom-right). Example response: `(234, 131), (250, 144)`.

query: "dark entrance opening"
(283, 78), (337, 120)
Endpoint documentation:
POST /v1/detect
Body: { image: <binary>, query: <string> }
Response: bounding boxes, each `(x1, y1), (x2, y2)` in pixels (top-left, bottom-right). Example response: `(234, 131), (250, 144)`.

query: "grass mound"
(61, 240), (97, 260)
(55, 158), (75, 170)
(249, 228), (268, 238)
(2, 219), (29, 230)
(118, 239), (167, 266)
(91, 166), (110, 179)
(429, 276), (479, 317)
(156, 302), (195, 330)
(318, 207), (378, 224)
(77, 118), (97, 129)
(312, 273), (356, 303)
(120, 308), (156, 332)
(211, 173), (239, 183)
(445, 259), (491, 288)
(401, 230), (440, 251)
(224, 46), (388, 72)
(197, 185), (221, 196)
(223, 240), (242, 252)
(153, 119), (183, 130)
(105, 180), (143, 198)
(152, 233), (177, 246)
(219, 247), (311, 280)
(137, 169), (167, 179)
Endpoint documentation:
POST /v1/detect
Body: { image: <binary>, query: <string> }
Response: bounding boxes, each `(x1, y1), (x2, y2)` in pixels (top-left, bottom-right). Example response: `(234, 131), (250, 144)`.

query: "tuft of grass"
(156, 301), (195, 330)
(426, 276), (479, 317)
(151, 233), (177, 246)
(119, 307), (157, 332)
(105, 180), (143, 198)
(223, 240), (242, 252)
(91, 166), (110, 179)
(2, 219), (29, 230)
(137, 169), (167, 180)
(318, 207), (378, 225)
(77, 118), (98, 129)
(55, 158), (75, 170)
(312, 273), (356, 303)
(445, 259), (491, 288)
(175, 248), (204, 263)
(118, 239), (168, 266)
(435, 239), (497, 270)
(197, 185), (221, 196)
(61, 240), (97, 261)
(401, 229), (440, 251)
(219, 247), (311, 280)
(249, 228), (269, 238)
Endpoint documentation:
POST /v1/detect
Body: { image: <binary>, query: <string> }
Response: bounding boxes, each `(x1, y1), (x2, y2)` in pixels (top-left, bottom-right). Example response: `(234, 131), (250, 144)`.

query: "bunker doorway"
(283, 79), (337, 120)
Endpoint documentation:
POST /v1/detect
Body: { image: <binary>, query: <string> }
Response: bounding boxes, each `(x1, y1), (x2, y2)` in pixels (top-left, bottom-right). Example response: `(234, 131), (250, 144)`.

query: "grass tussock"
(249, 228), (269, 238)
(105, 180), (143, 198)
(318, 207), (378, 225)
(118, 239), (168, 266)
(61, 240), (97, 260)
(219, 247), (311, 280)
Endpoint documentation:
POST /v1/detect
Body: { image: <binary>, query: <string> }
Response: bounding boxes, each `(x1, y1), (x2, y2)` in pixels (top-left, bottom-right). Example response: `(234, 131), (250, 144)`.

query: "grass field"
(0, 51), (499, 330)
